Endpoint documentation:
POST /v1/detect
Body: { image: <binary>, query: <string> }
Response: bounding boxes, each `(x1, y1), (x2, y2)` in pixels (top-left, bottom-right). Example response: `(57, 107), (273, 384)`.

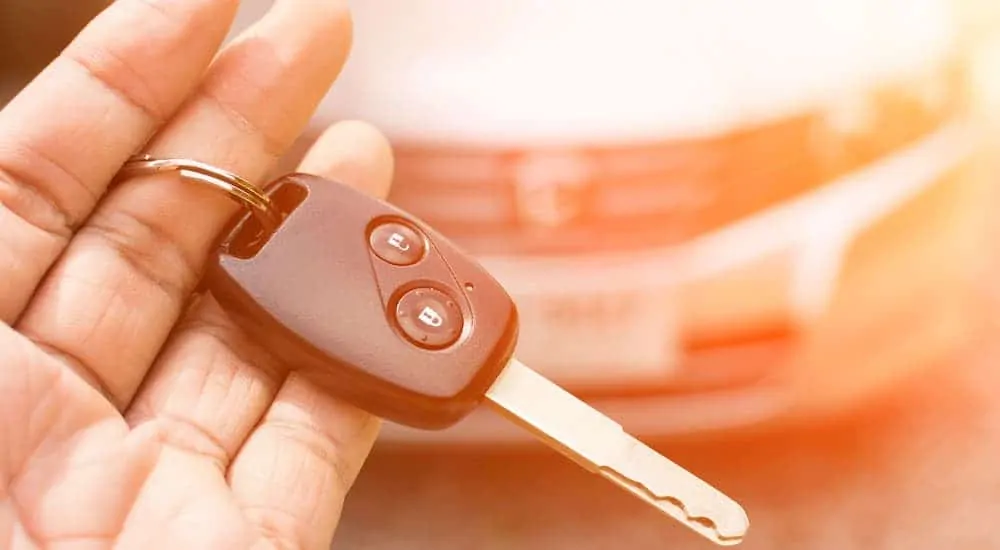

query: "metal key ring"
(116, 154), (280, 231)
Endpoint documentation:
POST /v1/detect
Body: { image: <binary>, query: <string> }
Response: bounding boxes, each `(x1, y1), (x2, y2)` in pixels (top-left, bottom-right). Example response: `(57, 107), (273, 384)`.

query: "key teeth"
(598, 467), (749, 546)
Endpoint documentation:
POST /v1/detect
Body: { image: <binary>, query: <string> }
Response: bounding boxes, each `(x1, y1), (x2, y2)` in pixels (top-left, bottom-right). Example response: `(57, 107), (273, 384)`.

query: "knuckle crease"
(0, 143), (95, 239)
(263, 419), (355, 494)
(84, 208), (201, 301)
(199, 79), (288, 161)
(27, 336), (118, 407)
(62, 43), (167, 126)
(145, 412), (231, 472)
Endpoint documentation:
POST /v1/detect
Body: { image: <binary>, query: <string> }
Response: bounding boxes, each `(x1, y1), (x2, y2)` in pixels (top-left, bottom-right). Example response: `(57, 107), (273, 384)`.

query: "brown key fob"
(204, 173), (519, 429)
(203, 172), (749, 546)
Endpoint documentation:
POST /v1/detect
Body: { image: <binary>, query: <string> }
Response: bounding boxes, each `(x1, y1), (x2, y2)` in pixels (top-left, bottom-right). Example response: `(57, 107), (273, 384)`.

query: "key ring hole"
(223, 180), (309, 259)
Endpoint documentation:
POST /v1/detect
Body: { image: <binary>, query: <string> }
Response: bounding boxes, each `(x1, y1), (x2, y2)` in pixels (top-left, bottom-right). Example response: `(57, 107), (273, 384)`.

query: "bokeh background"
(3, 1), (1000, 549)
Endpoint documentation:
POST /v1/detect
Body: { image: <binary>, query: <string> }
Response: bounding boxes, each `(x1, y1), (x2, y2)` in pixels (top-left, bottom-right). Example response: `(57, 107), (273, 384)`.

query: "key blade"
(484, 359), (749, 546)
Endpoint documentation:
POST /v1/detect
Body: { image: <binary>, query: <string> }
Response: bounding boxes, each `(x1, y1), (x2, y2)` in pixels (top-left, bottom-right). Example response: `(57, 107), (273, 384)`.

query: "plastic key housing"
(205, 173), (520, 429)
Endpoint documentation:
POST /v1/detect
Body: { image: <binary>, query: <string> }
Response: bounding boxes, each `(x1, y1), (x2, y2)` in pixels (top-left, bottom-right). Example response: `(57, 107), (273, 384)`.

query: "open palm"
(0, 1), (392, 548)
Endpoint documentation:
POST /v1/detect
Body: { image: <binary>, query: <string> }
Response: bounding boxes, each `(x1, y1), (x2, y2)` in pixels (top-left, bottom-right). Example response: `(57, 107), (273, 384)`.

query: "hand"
(0, 1), (393, 548)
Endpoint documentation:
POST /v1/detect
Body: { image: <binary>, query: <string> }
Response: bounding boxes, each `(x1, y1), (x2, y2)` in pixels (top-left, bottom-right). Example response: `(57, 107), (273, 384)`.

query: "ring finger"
(15, 0), (354, 409)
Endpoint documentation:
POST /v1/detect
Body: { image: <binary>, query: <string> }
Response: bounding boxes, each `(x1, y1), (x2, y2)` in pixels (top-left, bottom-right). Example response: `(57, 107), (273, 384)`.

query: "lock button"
(370, 221), (425, 266)
(394, 287), (463, 349)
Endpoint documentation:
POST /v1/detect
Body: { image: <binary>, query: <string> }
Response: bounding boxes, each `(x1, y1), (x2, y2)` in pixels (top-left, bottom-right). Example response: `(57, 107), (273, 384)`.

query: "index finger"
(0, 0), (240, 322)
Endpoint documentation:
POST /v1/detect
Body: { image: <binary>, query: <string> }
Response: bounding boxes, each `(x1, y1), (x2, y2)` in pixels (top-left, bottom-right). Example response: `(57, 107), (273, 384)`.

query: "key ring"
(115, 154), (281, 231)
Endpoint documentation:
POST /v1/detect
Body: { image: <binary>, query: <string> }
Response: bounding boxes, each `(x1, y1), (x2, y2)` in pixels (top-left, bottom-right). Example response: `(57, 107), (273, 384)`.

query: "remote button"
(370, 222), (425, 266)
(394, 287), (463, 349)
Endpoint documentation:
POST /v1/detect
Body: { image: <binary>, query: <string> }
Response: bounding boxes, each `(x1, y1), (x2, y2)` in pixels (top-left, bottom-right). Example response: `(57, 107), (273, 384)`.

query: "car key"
(204, 172), (750, 546)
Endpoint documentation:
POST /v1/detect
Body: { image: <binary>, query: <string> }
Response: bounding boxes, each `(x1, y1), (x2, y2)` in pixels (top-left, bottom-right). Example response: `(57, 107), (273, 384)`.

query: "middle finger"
(16, 0), (354, 409)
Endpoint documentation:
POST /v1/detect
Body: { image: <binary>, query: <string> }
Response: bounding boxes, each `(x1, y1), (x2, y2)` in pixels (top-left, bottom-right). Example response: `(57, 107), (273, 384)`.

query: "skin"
(0, 0), (394, 548)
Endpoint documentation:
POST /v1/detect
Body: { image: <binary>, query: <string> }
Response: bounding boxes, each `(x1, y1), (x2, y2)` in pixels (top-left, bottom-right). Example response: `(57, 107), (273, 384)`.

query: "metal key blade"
(484, 359), (749, 546)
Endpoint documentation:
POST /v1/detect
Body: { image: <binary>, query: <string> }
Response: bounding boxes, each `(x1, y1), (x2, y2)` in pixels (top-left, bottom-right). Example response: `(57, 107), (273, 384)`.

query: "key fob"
(204, 175), (752, 547)
(205, 173), (519, 429)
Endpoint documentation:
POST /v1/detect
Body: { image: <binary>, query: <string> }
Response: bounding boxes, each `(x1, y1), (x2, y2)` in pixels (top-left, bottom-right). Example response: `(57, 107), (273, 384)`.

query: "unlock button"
(369, 221), (426, 266)
(394, 288), (463, 349)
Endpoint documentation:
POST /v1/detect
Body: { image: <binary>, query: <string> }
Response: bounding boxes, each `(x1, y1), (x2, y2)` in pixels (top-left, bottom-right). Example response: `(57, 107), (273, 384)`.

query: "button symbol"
(370, 222), (425, 266)
(394, 287), (462, 349)
(418, 306), (444, 328)
(387, 232), (410, 252)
